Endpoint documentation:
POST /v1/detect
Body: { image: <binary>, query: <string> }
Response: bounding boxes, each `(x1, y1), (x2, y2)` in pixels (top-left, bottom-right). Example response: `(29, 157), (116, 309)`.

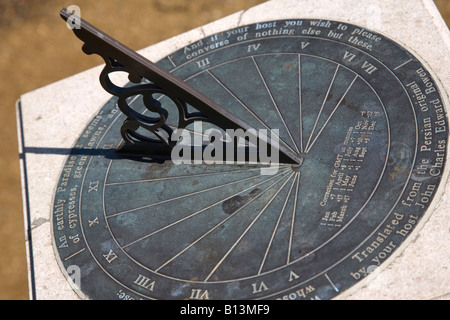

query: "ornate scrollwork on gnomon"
(88, 52), (209, 152)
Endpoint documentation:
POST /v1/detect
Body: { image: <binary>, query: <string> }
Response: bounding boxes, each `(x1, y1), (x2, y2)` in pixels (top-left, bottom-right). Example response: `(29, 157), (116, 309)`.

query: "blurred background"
(0, 0), (448, 300)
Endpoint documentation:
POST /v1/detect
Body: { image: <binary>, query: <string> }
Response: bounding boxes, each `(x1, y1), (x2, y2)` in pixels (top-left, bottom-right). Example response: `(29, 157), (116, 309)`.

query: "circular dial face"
(52, 19), (448, 300)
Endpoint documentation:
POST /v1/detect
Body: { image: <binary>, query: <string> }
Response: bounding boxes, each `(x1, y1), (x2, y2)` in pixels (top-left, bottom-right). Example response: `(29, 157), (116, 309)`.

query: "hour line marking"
(105, 167), (266, 186)
(252, 56), (300, 153)
(207, 69), (298, 155)
(121, 169), (290, 249)
(155, 170), (291, 274)
(167, 55), (177, 68)
(325, 273), (340, 292)
(204, 171), (295, 281)
(258, 173), (297, 274)
(394, 58), (413, 70)
(287, 172), (301, 264)
(305, 74), (358, 153)
(298, 54), (304, 153)
(64, 248), (86, 261)
(107, 168), (282, 218)
(305, 65), (340, 152)
(207, 70), (272, 130)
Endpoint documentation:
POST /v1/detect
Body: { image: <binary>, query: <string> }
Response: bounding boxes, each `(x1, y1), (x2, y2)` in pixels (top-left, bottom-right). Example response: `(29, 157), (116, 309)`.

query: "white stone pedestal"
(18, 0), (449, 299)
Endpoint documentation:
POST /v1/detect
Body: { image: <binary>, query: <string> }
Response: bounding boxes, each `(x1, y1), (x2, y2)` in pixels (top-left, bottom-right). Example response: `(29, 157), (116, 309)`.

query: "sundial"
(18, 0), (450, 301)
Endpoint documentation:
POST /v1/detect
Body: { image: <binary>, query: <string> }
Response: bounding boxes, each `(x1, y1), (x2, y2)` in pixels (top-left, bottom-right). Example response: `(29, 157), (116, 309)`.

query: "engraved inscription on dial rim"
(52, 19), (448, 300)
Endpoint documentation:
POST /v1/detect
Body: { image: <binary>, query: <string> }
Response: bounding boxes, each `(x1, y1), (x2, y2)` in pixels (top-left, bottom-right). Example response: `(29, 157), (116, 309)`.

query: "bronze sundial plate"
(52, 19), (448, 300)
